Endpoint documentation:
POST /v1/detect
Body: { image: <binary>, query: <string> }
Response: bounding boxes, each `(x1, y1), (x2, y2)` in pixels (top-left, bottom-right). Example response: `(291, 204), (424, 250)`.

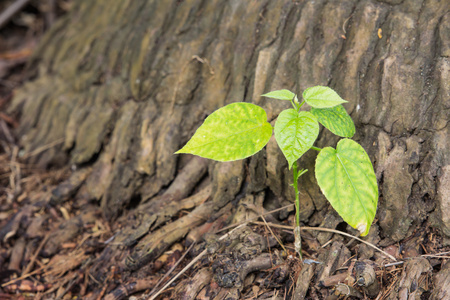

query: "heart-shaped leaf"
(315, 139), (378, 236)
(303, 86), (347, 108)
(311, 105), (355, 138)
(262, 89), (296, 101)
(274, 110), (319, 169)
(176, 102), (272, 161)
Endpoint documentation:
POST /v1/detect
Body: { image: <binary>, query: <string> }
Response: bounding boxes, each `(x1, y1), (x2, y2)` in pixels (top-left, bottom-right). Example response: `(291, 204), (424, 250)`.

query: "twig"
(2, 234), (51, 287)
(421, 255), (450, 259)
(216, 204), (294, 233)
(1, 265), (45, 287)
(0, 118), (16, 142)
(261, 215), (287, 254)
(23, 233), (50, 275)
(9, 146), (20, 196)
(148, 250), (206, 300)
(0, 112), (19, 128)
(384, 261), (404, 267)
(147, 242), (195, 297)
(192, 55), (215, 75)
(383, 252), (450, 268)
(422, 251), (450, 257)
(342, 14), (352, 34)
(321, 239), (333, 248)
(251, 221), (397, 261)
(0, 0), (31, 30)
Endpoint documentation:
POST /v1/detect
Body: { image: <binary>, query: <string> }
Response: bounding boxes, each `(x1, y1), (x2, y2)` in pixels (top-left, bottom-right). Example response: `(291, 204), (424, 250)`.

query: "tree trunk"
(6, 0), (450, 298)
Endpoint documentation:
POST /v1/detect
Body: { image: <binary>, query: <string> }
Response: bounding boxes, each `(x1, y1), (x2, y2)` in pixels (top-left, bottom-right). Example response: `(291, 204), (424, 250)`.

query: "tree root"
(49, 167), (92, 205)
(126, 201), (215, 270)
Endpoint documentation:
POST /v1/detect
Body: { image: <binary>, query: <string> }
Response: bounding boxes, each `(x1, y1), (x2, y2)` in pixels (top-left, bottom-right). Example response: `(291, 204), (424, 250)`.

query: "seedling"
(176, 86), (378, 259)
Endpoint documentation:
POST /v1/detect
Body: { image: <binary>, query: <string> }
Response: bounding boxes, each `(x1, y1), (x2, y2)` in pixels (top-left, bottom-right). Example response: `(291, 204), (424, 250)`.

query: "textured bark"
(7, 0), (450, 298)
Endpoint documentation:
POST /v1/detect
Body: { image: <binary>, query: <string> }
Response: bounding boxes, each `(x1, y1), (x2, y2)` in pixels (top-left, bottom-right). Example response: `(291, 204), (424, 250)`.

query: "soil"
(1, 1), (450, 300)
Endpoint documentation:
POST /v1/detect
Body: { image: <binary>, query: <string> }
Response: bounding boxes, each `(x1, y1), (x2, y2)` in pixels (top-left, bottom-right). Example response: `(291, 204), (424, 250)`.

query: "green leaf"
(315, 139), (378, 236)
(274, 110), (319, 169)
(303, 86), (348, 108)
(311, 105), (355, 138)
(175, 102), (272, 161)
(262, 89), (296, 101)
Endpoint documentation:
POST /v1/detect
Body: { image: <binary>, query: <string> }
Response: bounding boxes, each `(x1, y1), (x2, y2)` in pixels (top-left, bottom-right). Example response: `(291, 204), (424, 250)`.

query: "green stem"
(292, 162), (302, 260)
(310, 146), (322, 152)
(290, 98), (298, 110)
(293, 163), (300, 227)
(297, 100), (306, 111)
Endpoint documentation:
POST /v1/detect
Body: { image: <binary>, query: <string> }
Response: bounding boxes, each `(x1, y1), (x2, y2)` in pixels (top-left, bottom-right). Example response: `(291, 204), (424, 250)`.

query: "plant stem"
(310, 146), (322, 151)
(297, 100), (306, 111)
(290, 98), (298, 110)
(292, 162), (302, 260)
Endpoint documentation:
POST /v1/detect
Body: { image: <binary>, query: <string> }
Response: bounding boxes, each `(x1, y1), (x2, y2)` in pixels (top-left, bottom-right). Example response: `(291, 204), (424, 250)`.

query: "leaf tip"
(174, 148), (187, 155)
(261, 89), (296, 101)
(357, 222), (369, 236)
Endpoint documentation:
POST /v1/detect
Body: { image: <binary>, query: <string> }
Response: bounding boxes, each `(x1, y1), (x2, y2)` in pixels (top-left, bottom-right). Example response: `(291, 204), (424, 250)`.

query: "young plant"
(176, 86), (378, 259)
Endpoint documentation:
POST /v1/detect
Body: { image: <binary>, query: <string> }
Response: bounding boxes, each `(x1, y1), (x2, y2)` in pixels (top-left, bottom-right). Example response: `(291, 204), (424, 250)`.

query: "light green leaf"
(315, 139), (378, 236)
(311, 105), (355, 138)
(274, 110), (319, 169)
(175, 102), (272, 161)
(303, 86), (348, 108)
(262, 89), (296, 101)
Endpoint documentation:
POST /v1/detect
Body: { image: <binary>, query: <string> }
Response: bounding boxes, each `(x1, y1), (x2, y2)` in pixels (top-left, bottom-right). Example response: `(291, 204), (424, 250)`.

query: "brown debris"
(316, 241), (346, 284)
(41, 208), (99, 257)
(153, 243), (184, 272)
(333, 283), (363, 299)
(49, 167), (92, 205)
(43, 250), (89, 279)
(293, 263), (315, 300)
(104, 277), (158, 300)
(209, 226), (284, 289)
(355, 260), (379, 297)
(431, 260), (450, 299)
(185, 207), (229, 245)
(398, 257), (432, 300)
(175, 268), (212, 300)
(8, 236), (25, 271)
(0, 205), (34, 242)
(318, 272), (348, 288)
(3, 279), (51, 293)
